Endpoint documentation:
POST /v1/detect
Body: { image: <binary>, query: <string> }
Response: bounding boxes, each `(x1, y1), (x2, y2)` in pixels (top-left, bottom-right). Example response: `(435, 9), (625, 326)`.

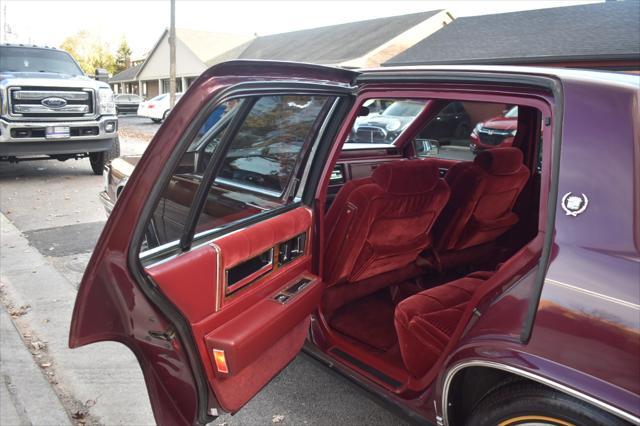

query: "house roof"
(110, 62), (143, 83)
(384, 1), (640, 66)
(110, 28), (254, 83)
(220, 10), (442, 65)
(175, 28), (254, 64)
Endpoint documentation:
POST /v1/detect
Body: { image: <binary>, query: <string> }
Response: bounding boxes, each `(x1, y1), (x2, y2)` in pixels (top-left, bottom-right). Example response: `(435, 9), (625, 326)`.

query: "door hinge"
(148, 328), (176, 342)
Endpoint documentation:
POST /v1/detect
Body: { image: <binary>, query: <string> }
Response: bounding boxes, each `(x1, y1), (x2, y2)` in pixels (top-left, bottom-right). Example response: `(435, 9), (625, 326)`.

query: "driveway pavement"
(0, 118), (412, 425)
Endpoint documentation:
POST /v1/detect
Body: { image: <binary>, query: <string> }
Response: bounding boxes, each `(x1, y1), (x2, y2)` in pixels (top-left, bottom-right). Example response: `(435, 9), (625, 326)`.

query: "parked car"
(349, 99), (426, 143)
(115, 93), (144, 115)
(470, 105), (518, 153)
(137, 92), (183, 123)
(418, 100), (471, 144)
(71, 61), (639, 426)
(0, 43), (119, 174)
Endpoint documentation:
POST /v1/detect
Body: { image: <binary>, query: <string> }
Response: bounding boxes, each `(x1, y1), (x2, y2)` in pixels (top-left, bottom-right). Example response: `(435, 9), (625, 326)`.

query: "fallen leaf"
(272, 415), (285, 423)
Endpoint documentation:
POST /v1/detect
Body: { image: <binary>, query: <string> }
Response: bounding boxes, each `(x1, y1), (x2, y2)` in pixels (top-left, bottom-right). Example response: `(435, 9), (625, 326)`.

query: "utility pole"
(169, 0), (176, 108)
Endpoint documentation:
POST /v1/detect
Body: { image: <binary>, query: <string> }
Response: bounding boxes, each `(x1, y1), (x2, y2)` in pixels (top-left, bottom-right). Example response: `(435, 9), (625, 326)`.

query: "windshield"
(382, 101), (424, 117)
(0, 46), (83, 75)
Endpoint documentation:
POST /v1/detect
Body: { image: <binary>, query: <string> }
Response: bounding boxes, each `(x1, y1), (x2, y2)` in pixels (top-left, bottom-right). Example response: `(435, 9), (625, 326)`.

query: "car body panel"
(115, 94), (143, 114)
(72, 61), (640, 425)
(440, 75), (640, 423)
(137, 92), (184, 120)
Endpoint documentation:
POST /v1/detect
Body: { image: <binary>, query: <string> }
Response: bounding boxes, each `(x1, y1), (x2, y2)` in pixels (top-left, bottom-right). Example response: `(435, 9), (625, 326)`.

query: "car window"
(142, 94), (335, 251)
(414, 100), (517, 162)
(194, 94), (333, 235)
(151, 94), (167, 102)
(347, 98), (427, 144)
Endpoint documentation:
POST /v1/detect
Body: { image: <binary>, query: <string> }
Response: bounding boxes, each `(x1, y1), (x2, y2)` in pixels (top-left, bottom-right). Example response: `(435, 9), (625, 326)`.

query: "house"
(214, 10), (454, 68)
(383, 1), (640, 73)
(110, 9), (454, 96)
(110, 29), (253, 97)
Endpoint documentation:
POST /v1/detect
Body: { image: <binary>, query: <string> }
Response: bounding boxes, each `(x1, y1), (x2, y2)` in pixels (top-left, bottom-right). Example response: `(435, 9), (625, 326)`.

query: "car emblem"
(41, 97), (67, 109)
(561, 192), (588, 216)
(486, 129), (494, 135)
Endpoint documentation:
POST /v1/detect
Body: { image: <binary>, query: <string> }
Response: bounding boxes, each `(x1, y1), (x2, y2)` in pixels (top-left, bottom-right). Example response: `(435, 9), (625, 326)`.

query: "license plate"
(45, 126), (70, 139)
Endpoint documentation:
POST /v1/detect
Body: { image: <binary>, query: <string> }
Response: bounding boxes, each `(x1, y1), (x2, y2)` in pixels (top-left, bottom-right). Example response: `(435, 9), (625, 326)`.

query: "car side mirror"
(414, 138), (440, 157)
(357, 106), (370, 117)
(94, 68), (109, 82)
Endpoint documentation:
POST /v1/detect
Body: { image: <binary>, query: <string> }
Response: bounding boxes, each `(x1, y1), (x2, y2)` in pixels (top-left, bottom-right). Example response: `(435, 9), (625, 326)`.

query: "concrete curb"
(0, 213), (154, 425)
(1, 308), (71, 425)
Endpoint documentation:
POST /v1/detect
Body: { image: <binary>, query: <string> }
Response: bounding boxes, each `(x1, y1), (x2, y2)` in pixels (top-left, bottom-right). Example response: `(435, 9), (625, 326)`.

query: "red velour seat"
(394, 273), (489, 377)
(433, 147), (529, 253)
(323, 159), (450, 287)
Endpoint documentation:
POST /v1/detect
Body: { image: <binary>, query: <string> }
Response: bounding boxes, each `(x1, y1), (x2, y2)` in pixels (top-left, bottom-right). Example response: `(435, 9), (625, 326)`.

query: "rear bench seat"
(394, 271), (493, 377)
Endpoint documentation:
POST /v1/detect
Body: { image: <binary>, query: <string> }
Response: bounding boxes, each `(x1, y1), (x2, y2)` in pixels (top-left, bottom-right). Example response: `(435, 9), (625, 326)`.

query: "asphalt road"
(0, 116), (412, 425)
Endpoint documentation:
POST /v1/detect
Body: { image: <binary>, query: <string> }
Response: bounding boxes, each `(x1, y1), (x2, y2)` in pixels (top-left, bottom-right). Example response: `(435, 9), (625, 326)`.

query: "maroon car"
(70, 61), (640, 426)
(470, 106), (518, 153)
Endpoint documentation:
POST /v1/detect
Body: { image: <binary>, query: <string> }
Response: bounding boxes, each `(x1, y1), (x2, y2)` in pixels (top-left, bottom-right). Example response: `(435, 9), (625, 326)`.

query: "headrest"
(474, 147), (524, 176)
(372, 159), (439, 194)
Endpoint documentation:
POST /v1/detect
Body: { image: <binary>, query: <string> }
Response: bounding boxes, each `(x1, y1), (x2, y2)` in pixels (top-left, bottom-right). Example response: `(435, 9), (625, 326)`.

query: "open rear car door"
(69, 62), (357, 425)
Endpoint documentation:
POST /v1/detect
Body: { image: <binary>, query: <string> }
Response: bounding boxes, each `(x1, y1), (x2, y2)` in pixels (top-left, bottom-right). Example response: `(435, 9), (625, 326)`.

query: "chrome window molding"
(441, 360), (640, 425)
(215, 177), (283, 199)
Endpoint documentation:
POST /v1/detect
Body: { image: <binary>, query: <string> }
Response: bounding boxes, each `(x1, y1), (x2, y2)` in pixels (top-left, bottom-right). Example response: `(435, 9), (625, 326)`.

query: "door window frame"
(135, 82), (353, 267)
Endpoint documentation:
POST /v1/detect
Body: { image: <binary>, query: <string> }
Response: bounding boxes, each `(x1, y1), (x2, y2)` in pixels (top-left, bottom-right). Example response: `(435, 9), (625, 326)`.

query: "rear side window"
(195, 95), (333, 235)
(216, 95), (328, 195)
(414, 100), (518, 161)
(142, 94), (335, 252)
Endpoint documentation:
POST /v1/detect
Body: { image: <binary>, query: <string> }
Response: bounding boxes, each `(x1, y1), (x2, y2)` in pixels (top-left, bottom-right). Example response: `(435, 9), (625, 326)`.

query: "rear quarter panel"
(441, 76), (640, 421)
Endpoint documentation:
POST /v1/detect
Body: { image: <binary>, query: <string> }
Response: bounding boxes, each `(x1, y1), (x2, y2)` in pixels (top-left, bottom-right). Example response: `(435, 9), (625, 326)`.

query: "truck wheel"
(89, 137), (121, 175)
(467, 382), (626, 426)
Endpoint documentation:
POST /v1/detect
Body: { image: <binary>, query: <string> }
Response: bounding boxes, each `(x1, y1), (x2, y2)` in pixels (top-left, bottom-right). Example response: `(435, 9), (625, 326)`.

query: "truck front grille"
(9, 87), (95, 120)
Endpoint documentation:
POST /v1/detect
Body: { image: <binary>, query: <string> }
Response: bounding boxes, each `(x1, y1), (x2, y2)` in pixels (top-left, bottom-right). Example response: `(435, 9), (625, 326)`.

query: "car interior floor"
(321, 233), (536, 388)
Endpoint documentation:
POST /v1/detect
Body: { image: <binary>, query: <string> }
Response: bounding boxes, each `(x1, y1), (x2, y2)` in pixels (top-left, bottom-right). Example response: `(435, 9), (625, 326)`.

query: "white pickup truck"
(0, 43), (119, 174)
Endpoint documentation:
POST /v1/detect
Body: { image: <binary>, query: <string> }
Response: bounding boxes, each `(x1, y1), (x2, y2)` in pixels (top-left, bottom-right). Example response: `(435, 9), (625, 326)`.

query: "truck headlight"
(98, 88), (116, 115)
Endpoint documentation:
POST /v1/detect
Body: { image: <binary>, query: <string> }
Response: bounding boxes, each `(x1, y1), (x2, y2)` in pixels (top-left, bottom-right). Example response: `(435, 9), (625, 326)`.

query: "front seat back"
(434, 147), (529, 252)
(324, 159), (450, 286)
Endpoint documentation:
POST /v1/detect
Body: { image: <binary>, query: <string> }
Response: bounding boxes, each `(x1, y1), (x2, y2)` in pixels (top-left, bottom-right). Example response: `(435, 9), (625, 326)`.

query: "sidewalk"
(0, 308), (71, 425)
(0, 213), (154, 425)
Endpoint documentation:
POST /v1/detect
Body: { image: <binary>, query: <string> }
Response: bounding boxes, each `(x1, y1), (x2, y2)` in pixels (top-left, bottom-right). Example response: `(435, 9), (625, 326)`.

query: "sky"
(1, 0), (601, 57)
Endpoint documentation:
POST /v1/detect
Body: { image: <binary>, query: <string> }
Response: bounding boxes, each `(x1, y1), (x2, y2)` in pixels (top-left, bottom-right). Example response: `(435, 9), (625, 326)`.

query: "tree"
(115, 38), (132, 73)
(60, 31), (116, 76)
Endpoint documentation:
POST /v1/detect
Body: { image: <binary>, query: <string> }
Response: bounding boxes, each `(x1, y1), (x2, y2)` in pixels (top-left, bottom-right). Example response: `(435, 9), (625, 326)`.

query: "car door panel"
(70, 61), (357, 425)
(147, 206), (319, 413)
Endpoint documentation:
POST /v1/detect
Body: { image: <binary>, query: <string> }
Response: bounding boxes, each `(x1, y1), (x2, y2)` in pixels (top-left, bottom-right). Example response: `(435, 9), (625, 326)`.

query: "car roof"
(359, 64), (639, 89)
